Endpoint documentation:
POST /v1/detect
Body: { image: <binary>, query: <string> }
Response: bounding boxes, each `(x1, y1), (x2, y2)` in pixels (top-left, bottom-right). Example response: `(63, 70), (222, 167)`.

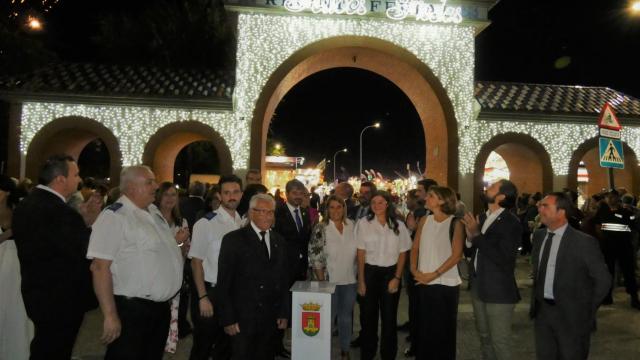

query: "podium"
(290, 281), (336, 360)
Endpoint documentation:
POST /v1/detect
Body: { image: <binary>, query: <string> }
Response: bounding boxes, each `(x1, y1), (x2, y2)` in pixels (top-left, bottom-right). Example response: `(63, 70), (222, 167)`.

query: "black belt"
(114, 295), (169, 306)
(543, 298), (556, 305)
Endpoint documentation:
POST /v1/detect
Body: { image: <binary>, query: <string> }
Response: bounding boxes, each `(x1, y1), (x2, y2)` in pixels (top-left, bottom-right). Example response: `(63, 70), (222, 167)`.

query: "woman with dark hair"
(356, 190), (412, 360)
(154, 181), (191, 354)
(0, 175), (33, 359)
(197, 186), (222, 220)
(410, 186), (465, 360)
(308, 195), (357, 359)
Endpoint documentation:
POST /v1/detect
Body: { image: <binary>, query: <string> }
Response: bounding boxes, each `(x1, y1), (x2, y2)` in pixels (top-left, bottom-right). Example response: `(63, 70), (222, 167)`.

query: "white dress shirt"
(324, 220), (357, 285)
(468, 207), (506, 272)
(539, 223), (568, 300)
(250, 221), (271, 257)
(286, 202), (303, 231)
(188, 208), (243, 284)
(87, 195), (183, 302)
(355, 218), (412, 267)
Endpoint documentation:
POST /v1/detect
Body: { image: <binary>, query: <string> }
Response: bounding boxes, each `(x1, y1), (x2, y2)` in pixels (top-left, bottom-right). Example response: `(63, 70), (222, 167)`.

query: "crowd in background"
(1, 155), (639, 360)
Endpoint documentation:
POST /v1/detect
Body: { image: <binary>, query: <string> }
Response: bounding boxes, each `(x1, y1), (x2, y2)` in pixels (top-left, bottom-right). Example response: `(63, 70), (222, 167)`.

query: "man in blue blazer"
(463, 179), (521, 360)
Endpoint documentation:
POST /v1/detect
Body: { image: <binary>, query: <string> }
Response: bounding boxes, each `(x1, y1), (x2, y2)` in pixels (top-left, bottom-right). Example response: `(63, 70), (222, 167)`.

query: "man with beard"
(188, 175), (244, 359)
(462, 179), (521, 360)
(273, 179), (311, 358)
(351, 181), (377, 220)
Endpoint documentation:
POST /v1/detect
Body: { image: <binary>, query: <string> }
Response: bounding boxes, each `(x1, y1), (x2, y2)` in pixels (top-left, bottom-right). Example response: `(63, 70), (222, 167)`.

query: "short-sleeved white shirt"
(355, 218), (412, 267)
(87, 195), (184, 302)
(188, 208), (243, 284)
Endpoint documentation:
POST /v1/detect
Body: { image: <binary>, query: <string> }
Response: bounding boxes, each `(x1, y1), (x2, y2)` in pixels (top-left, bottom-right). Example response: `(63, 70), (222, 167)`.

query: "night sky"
(3, 0), (640, 178)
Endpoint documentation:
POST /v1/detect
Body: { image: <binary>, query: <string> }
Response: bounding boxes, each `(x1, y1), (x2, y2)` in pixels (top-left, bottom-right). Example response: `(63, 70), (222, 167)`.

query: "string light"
(18, 11), (640, 178)
(20, 102), (243, 167)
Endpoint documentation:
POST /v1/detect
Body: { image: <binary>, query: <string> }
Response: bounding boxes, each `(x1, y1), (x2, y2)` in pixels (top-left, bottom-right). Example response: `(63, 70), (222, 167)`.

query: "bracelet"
(177, 241), (184, 247)
(199, 294), (208, 300)
(394, 275), (402, 281)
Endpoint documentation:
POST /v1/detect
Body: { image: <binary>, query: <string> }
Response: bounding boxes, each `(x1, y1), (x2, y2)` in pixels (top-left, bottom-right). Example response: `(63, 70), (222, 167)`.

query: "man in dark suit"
(273, 179), (311, 357)
(217, 193), (289, 360)
(12, 154), (101, 359)
(530, 192), (611, 360)
(463, 179), (521, 360)
(180, 181), (206, 232)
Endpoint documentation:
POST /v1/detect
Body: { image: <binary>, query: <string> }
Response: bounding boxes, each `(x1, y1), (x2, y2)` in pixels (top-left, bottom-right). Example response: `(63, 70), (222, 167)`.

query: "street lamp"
(333, 148), (348, 182)
(631, 1), (640, 14)
(359, 122), (381, 178)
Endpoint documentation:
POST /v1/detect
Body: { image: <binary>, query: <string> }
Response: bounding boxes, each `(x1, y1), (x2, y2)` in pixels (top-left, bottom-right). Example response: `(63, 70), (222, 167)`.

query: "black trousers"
(415, 284), (459, 360)
(534, 300), (591, 360)
(29, 308), (84, 360)
(189, 284), (230, 360)
(232, 324), (277, 360)
(602, 237), (638, 298)
(105, 296), (171, 360)
(179, 259), (193, 334)
(361, 264), (401, 360)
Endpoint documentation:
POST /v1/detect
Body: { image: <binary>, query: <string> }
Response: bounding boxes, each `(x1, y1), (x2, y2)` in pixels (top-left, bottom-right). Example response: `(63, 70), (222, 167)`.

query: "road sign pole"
(608, 168), (615, 190)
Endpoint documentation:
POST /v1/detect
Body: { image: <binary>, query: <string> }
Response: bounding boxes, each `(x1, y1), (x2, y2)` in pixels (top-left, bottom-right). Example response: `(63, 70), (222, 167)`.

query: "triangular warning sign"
(597, 103), (622, 130)
(601, 140), (623, 164)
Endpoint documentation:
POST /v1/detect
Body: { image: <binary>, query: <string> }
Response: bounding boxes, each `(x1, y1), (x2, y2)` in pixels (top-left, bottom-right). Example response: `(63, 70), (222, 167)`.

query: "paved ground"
(72, 257), (640, 359)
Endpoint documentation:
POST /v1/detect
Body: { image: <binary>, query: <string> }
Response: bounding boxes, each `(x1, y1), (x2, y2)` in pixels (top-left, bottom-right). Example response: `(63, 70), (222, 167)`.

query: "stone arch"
(250, 36), (458, 187)
(567, 137), (640, 196)
(473, 132), (554, 213)
(25, 116), (122, 183)
(142, 121), (233, 183)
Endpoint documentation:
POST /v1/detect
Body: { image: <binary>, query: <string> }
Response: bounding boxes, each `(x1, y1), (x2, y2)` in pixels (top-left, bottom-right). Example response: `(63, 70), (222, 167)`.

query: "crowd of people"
(0, 154), (639, 360)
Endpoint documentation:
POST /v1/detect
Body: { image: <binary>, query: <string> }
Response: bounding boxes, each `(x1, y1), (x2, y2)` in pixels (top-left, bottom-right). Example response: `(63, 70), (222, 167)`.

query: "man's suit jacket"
(469, 210), (522, 304)
(529, 225), (611, 329)
(274, 203), (311, 283)
(216, 226), (289, 333)
(180, 196), (205, 232)
(12, 188), (96, 322)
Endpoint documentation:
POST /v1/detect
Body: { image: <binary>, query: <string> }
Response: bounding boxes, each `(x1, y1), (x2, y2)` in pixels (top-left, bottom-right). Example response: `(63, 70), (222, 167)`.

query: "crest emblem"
(300, 302), (321, 337)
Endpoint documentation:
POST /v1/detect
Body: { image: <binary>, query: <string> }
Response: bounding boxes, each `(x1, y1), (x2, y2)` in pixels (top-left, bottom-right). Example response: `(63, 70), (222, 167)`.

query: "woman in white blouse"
(356, 190), (412, 360)
(154, 182), (190, 354)
(308, 195), (357, 360)
(410, 186), (464, 360)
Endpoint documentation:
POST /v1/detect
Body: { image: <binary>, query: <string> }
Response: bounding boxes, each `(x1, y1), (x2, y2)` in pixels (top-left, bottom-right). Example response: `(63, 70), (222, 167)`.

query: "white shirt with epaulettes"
(87, 195), (184, 302)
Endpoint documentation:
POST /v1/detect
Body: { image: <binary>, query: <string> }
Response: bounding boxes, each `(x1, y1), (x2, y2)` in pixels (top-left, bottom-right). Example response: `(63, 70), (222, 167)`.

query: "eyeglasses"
(252, 208), (275, 216)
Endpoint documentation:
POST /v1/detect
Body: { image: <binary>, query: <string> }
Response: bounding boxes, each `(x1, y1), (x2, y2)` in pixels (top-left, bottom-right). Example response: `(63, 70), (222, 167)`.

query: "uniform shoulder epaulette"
(204, 211), (217, 220)
(106, 202), (123, 212)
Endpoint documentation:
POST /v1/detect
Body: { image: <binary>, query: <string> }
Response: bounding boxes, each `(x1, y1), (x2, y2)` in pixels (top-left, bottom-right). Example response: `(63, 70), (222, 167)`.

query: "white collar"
(286, 202), (300, 214)
(250, 221), (269, 238)
(36, 184), (66, 203)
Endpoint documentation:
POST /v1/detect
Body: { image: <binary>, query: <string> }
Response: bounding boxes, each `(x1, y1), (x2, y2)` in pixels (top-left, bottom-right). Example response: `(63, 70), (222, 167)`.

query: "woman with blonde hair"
(308, 195), (357, 359)
(410, 186), (465, 360)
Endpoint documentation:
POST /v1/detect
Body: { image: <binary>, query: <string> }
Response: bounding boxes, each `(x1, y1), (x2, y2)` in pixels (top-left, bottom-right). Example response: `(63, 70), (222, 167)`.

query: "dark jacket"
(12, 188), (96, 321)
(216, 226), (290, 332)
(179, 196), (205, 232)
(274, 203), (311, 283)
(469, 209), (522, 304)
(529, 225), (611, 330)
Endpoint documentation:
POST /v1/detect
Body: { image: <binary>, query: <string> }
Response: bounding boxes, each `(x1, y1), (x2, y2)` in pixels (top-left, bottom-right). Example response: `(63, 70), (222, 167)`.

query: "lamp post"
(359, 122), (380, 178)
(333, 148), (348, 182)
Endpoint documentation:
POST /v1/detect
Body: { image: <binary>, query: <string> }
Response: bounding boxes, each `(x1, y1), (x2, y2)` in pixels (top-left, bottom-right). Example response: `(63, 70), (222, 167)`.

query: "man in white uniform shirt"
(88, 165), (187, 360)
(188, 175), (243, 360)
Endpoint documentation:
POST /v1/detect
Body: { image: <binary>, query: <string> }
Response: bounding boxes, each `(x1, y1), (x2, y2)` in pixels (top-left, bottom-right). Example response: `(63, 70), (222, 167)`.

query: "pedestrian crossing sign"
(599, 137), (624, 169)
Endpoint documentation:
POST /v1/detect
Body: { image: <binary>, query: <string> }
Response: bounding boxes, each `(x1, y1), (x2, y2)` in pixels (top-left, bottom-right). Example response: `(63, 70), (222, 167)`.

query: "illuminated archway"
(250, 37), (458, 187)
(142, 121), (232, 183)
(25, 116), (121, 183)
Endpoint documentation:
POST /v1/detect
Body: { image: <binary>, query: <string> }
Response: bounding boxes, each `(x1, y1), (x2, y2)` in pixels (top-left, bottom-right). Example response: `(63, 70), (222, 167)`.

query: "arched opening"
(568, 137), (640, 198)
(250, 36), (458, 187)
(173, 141), (221, 188)
(267, 67), (424, 188)
(473, 133), (553, 213)
(25, 116), (121, 184)
(142, 121), (232, 184)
